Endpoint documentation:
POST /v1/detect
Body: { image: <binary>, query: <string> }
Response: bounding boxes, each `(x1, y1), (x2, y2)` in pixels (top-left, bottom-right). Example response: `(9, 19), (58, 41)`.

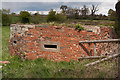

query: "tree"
(47, 9), (66, 22)
(34, 11), (39, 16)
(65, 7), (80, 19)
(56, 13), (66, 22)
(90, 5), (99, 16)
(116, 1), (120, 21)
(47, 9), (57, 22)
(60, 5), (67, 14)
(11, 12), (16, 16)
(115, 1), (120, 37)
(108, 9), (114, 15)
(0, 9), (1, 23)
(81, 5), (90, 16)
(108, 9), (116, 21)
(2, 13), (11, 26)
(2, 8), (11, 26)
(74, 8), (80, 19)
(2, 8), (10, 14)
(19, 11), (31, 23)
(31, 12), (41, 24)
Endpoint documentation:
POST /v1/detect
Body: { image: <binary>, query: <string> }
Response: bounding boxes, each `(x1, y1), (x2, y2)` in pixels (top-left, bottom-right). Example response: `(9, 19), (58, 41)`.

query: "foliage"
(114, 1), (120, 37)
(65, 7), (80, 19)
(2, 13), (11, 26)
(47, 9), (57, 22)
(75, 24), (84, 31)
(47, 9), (66, 22)
(2, 9), (11, 26)
(31, 12), (42, 24)
(2, 8), (10, 14)
(90, 5), (99, 16)
(108, 9), (116, 21)
(19, 11), (31, 23)
(108, 9), (114, 16)
(11, 16), (20, 24)
(56, 13), (67, 22)
(10, 13), (20, 24)
(59, 4), (102, 20)
(81, 5), (90, 16)
(114, 20), (120, 37)
(75, 24), (80, 29)
(60, 5), (67, 14)
(11, 12), (16, 16)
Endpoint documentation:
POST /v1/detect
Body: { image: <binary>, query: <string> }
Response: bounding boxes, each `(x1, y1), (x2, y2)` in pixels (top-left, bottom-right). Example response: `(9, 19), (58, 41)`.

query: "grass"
(66, 19), (115, 27)
(39, 19), (115, 28)
(2, 26), (118, 78)
(10, 15), (115, 27)
(2, 26), (11, 61)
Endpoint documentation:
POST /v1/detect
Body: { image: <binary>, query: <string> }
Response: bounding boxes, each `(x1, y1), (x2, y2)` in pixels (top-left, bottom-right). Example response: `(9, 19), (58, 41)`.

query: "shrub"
(2, 9), (11, 26)
(47, 9), (66, 23)
(2, 13), (11, 26)
(31, 13), (41, 24)
(75, 24), (84, 32)
(47, 9), (57, 22)
(56, 13), (66, 23)
(19, 11), (31, 23)
(75, 24), (80, 29)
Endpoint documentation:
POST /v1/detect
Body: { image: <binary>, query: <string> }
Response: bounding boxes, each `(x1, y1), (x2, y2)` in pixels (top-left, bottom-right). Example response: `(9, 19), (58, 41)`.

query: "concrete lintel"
(40, 41), (60, 52)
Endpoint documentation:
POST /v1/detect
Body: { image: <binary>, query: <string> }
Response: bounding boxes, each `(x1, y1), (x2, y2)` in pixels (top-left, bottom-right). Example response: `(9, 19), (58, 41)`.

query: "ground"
(1, 26), (119, 78)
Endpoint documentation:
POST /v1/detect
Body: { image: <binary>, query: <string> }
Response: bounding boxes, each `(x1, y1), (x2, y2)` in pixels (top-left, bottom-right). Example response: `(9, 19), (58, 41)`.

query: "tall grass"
(2, 26), (10, 61)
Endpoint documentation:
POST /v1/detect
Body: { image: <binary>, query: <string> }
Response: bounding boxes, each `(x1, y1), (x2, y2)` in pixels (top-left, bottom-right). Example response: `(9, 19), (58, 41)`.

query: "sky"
(2, 0), (118, 2)
(2, 0), (118, 15)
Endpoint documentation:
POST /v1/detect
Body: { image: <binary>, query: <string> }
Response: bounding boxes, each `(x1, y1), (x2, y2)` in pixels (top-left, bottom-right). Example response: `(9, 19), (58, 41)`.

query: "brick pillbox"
(9, 24), (117, 62)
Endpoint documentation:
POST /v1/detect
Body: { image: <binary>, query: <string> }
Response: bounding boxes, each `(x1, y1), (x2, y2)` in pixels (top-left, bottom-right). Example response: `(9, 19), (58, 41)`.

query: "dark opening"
(44, 44), (57, 49)
(56, 28), (61, 29)
(87, 30), (92, 32)
(13, 41), (17, 44)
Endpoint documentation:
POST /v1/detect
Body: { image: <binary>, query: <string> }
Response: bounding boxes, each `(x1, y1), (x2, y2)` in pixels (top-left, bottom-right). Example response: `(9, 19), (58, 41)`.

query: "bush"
(2, 13), (11, 26)
(108, 9), (116, 21)
(19, 11), (31, 23)
(47, 9), (66, 23)
(47, 9), (56, 22)
(75, 24), (84, 32)
(11, 16), (20, 24)
(31, 13), (41, 24)
(56, 13), (66, 23)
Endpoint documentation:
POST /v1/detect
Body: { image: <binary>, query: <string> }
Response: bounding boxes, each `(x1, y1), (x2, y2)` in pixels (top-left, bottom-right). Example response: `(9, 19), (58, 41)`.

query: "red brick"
(9, 25), (115, 62)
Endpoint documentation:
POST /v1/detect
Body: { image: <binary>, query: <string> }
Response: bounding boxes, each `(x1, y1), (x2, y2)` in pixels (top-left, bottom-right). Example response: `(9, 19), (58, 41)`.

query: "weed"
(75, 24), (84, 32)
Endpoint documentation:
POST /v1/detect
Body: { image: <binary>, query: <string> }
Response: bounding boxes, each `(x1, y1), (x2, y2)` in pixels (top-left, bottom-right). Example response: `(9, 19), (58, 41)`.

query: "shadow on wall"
(79, 43), (92, 56)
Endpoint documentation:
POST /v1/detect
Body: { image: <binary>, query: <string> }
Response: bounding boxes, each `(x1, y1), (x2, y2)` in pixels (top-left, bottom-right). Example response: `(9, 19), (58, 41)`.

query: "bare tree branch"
(90, 4), (99, 16)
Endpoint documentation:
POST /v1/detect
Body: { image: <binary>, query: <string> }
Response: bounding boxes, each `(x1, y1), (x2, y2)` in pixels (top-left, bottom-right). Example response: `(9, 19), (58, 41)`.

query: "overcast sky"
(2, 0), (118, 2)
(2, 0), (118, 15)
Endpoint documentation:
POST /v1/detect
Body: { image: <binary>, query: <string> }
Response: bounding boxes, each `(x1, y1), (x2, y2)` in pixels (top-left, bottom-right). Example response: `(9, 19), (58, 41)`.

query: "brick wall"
(9, 24), (119, 62)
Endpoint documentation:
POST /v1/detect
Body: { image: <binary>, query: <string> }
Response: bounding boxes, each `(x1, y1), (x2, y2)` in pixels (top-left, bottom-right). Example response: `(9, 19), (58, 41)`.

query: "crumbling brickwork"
(9, 24), (119, 61)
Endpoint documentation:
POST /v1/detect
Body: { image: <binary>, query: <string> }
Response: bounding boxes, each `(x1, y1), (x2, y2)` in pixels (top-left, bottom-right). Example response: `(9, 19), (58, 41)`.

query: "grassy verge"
(39, 20), (115, 28)
(2, 26), (10, 61)
(2, 26), (118, 78)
